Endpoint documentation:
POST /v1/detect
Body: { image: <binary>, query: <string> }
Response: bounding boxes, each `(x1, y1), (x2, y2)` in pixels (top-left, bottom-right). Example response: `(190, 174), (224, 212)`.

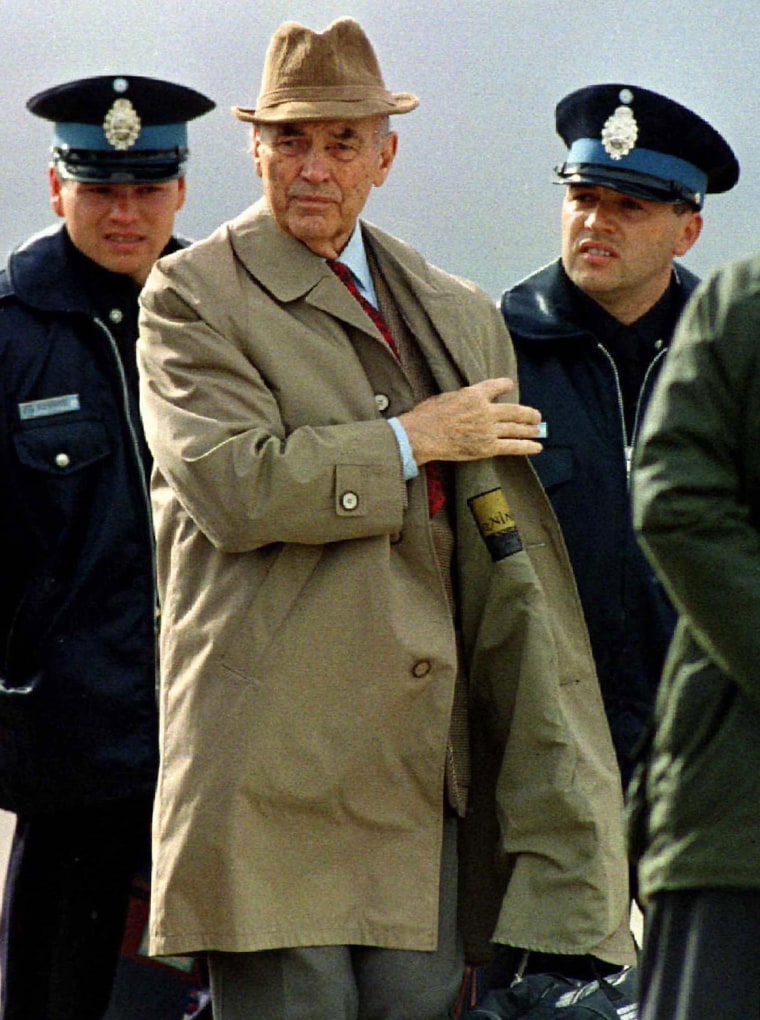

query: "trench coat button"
(412, 660), (431, 678)
(390, 532), (402, 544)
(109, 308), (124, 324)
(55, 452), (71, 468)
(374, 392), (390, 412)
(340, 491), (359, 511)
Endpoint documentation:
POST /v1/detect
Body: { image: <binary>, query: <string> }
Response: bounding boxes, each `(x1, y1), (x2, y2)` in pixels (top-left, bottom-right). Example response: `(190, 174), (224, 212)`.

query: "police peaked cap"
(27, 74), (215, 183)
(555, 83), (739, 209)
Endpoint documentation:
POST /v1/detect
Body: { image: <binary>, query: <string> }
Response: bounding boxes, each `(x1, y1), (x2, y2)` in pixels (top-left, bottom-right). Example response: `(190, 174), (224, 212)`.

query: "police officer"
(501, 85), (739, 788)
(0, 75), (214, 1019)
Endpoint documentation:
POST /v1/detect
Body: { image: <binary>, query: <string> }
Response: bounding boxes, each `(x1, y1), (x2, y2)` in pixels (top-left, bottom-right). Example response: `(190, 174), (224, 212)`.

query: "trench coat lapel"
(228, 200), (390, 348)
(228, 202), (482, 387)
(364, 227), (484, 391)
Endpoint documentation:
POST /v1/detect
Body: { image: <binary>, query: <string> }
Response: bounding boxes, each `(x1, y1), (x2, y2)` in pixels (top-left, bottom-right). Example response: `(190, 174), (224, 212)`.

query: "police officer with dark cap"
(500, 84), (739, 795)
(0, 75), (213, 1019)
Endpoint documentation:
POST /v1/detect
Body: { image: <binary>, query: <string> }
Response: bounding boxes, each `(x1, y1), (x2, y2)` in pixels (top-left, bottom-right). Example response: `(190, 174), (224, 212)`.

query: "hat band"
(565, 138), (707, 202)
(54, 121), (188, 152)
(256, 83), (397, 111)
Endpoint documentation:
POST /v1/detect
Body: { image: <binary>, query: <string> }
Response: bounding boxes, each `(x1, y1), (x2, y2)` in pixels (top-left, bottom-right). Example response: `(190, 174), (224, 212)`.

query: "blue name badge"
(18, 394), (81, 421)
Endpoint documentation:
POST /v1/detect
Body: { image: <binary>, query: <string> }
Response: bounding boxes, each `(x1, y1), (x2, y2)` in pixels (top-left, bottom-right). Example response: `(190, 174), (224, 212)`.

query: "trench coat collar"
(227, 198), (477, 389)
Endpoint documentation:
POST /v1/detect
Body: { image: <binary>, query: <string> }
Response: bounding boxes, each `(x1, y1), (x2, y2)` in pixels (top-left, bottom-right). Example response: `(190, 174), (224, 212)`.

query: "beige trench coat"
(137, 200), (634, 965)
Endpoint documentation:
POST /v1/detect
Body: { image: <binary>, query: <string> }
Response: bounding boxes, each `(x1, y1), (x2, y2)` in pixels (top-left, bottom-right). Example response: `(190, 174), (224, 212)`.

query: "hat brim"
(53, 147), (187, 184)
(556, 164), (703, 208)
(232, 92), (418, 124)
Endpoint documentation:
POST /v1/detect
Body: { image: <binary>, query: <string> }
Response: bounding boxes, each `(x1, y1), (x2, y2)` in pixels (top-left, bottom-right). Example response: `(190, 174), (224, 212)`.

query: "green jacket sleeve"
(632, 257), (760, 699)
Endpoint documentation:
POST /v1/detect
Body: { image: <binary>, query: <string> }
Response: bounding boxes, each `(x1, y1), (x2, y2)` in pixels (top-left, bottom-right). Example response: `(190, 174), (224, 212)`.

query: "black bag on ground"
(464, 966), (637, 1019)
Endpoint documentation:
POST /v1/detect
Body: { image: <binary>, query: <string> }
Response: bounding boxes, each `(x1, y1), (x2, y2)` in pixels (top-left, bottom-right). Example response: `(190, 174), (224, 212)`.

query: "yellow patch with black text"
(468, 488), (523, 562)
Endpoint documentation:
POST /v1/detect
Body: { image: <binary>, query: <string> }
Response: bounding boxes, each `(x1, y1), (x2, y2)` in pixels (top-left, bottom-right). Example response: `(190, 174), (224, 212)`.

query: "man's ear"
(48, 166), (66, 218)
(175, 175), (187, 212)
(252, 128), (264, 179)
(373, 131), (398, 188)
(674, 211), (703, 258)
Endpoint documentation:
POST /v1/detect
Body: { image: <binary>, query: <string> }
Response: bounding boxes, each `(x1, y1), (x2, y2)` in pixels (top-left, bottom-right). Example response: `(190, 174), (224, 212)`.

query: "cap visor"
(556, 165), (700, 206)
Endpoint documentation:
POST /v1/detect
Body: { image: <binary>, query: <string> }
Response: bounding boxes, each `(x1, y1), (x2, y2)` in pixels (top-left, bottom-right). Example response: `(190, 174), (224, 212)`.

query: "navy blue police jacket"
(0, 225), (180, 814)
(501, 258), (699, 784)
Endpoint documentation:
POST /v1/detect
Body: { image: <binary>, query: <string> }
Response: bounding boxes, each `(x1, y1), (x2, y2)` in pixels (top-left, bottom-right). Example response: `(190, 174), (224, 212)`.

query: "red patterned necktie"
(327, 259), (445, 518)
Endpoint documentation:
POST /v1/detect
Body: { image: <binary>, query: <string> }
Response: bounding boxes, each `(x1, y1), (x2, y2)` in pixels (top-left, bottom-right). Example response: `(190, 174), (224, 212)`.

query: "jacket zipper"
(631, 346), (669, 454)
(595, 342), (630, 475)
(595, 341), (669, 483)
(93, 317), (160, 692)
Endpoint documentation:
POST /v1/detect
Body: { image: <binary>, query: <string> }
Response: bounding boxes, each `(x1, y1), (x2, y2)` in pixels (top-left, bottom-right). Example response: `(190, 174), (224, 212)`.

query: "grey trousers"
(640, 887), (760, 1020)
(208, 815), (463, 1020)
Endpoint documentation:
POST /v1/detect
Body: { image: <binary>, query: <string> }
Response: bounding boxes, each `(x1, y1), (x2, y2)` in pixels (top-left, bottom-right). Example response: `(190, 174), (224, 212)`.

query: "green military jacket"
(632, 255), (760, 900)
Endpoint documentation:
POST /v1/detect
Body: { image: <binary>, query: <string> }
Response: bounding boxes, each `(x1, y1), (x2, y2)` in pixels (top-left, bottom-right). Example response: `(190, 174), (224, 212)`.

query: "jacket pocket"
(219, 543), (323, 684)
(0, 670), (42, 812)
(659, 634), (733, 767)
(657, 678), (759, 838)
(12, 417), (114, 547)
(13, 417), (111, 475)
(650, 632), (752, 827)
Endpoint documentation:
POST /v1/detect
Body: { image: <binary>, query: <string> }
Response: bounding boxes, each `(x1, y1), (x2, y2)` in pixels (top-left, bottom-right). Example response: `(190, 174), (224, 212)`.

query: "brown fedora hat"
(232, 17), (419, 124)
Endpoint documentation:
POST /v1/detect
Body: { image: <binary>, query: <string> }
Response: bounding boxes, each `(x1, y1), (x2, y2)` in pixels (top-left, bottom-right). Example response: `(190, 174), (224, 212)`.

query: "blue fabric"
(0, 225), (176, 812)
(566, 138), (707, 198)
(54, 120), (188, 152)
(387, 416), (418, 480)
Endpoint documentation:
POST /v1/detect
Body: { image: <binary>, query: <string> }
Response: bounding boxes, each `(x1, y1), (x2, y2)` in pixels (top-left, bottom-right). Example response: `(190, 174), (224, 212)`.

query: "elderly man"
(501, 84), (739, 787)
(137, 20), (634, 1020)
(0, 75), (213, 1020)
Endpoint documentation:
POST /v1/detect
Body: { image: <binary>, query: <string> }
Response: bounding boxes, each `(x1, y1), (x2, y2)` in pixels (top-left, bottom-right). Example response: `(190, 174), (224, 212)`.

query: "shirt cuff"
(387, 417), (419, 481)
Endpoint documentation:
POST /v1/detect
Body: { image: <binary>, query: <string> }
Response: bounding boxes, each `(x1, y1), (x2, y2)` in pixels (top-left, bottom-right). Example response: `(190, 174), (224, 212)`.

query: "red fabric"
(119, 876), (200, 979)
(327, 260), (445, 518)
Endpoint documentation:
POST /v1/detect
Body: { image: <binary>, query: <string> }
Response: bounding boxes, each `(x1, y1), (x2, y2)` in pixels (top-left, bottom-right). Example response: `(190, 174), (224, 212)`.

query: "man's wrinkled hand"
(398, 378), (544, 465)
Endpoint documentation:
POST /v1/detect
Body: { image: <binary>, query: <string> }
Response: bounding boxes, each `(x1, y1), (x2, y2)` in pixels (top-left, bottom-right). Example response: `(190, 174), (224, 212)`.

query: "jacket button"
(374, 393), (390, 412)
(412, 660), (431, 678)
(55, 452), (71, 469)
(341, 491), (359, 511)
(109, 308), (124, 324)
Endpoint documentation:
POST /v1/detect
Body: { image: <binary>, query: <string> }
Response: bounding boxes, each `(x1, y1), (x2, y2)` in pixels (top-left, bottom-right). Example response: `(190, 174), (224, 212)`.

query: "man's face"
(49, 169), (186, 285)
(561, 183), (702, 323)
(253, 117), (397, 259)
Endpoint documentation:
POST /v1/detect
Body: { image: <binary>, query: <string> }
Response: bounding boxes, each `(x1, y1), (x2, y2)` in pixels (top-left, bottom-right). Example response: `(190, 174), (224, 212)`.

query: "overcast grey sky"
(1, 0), (757, 297)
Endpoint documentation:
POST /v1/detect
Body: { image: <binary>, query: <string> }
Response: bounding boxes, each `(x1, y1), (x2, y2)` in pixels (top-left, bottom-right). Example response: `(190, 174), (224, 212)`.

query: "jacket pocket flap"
(14, 419), (111, 475)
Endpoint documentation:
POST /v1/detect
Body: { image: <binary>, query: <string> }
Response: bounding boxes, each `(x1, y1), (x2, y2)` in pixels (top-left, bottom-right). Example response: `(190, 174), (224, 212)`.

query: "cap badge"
(103, 98), (142, 150)
(601, 104), (638, 161)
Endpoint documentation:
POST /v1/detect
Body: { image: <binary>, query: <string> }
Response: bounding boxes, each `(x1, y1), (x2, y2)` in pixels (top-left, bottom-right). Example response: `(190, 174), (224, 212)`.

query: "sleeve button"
(341, 491), (359, 511)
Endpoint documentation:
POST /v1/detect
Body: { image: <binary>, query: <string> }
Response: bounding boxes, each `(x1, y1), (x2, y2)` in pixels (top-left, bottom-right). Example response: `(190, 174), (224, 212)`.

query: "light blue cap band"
(566, 138), (707, 198)
(53, 121), (188, 152)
